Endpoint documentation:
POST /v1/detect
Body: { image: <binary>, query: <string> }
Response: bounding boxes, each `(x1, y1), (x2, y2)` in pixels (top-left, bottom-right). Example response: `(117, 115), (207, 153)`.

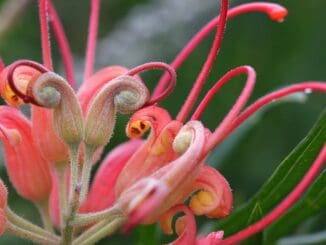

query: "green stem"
(5, 207), (59, 241)
(72, 216), (127, 245)
(61, 144), (80, 245)
(71, 205), (123, 226)
(56, 165), (67, 228)
(6, 222), (60, 245)
(79, 145), (96, 203)
(37, 200), (54, 233)
(67, 144), (80, 215)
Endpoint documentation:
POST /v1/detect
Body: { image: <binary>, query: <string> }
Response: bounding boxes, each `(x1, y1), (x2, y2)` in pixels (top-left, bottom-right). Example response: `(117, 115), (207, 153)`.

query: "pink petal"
(81, 139), (143, 213)
(0, 106), (52, 202)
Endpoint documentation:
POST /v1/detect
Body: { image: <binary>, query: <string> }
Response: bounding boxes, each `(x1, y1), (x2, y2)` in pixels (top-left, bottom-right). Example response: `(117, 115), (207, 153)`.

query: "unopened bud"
(84, 75), (149, 148)
(31, 72), (83, 145)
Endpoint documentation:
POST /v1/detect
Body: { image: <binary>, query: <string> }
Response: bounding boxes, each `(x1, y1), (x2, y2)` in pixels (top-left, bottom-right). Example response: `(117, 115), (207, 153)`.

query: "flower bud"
(84, 75), (150, 148)
(30, 72), (83, 146)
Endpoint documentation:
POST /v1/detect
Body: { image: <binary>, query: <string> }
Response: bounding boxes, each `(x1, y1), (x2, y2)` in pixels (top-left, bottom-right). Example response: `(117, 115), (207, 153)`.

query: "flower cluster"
(0, 0), (325, 244)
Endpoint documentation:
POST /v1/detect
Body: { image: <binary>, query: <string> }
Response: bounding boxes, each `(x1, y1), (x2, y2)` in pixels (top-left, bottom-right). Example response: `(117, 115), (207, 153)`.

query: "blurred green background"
(0, 0), (325, 244)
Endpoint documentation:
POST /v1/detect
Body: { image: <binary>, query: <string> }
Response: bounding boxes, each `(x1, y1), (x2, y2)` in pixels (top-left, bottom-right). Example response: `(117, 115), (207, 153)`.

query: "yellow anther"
(126, 120), (150, 138)
(189, 190), (214, 215)
(4, 82), (24, 106)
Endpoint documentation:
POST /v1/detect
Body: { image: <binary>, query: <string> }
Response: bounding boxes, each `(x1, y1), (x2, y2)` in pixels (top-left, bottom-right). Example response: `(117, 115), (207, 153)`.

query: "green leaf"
(215, 109), (326, 241)
(265, 170), (326, 244)
(242, 202), (264, 245)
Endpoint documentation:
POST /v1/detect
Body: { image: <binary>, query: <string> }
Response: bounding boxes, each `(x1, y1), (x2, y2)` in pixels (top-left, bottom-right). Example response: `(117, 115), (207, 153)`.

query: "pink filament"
(48, 1), (75, 88)
(154, 3), (287, 98)
(38, 0), (53, 70)
(84, 0), (101, 81)
(221, 144), (326, 245)
(7, 60), (48, 104)
(192, 66), (256, 152)
(154, 3), (286, 120)
(176, 0), (229, 123)
(127, 62), (176, 106)
(217, 82), (326, 145)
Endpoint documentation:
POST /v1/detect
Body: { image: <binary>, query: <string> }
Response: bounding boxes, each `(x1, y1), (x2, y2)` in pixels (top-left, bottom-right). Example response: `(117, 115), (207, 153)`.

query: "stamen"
(38, 0), (53, 70)
(84, 0), (101, 80)
(176, 0), (229, 123)
(7, 60), (49, 105)
(127, 62), (176, 106)
(48, 1), (75, 88)
(221, 145), (326, 245)
(153, 2), (287, 121)
(218, 82), (326, 145)
(191, 66), (256, 152)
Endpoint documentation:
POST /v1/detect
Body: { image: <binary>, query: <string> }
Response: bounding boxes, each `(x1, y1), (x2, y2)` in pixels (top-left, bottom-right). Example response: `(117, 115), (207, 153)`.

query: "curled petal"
(126, 106), (172, 139)
(118, 178), (169, 232)
(189, 165), (232, 218)
(77, 65), (129, 114)
(159, 205), (197, 245)
(0, 64), (41, 106)
(123, 121), (206, 223)
(30, 72), (83, 145)
(84, 75), (150, 148)
(0, 106), (52, 202)
(81, 139), (143, 213)
(5, 60), (48, 105)
(116, 107), (181, 195)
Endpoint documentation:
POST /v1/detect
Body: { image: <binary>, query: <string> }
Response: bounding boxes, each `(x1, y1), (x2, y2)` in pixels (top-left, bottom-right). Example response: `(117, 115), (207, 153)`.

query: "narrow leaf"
(215, 109), (326, 240)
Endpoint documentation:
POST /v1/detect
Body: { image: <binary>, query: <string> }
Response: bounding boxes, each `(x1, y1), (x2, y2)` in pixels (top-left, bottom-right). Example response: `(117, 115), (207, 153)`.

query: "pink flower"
(0, 0), (324, 244)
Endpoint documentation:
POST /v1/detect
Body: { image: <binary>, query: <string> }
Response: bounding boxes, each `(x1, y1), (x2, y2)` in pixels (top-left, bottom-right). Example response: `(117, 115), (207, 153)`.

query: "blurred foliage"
(0, 0), (325, 244)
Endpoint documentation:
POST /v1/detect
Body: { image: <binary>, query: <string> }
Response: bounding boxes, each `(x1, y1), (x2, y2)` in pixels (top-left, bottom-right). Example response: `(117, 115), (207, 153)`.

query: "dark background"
(0, 0), (325, 244)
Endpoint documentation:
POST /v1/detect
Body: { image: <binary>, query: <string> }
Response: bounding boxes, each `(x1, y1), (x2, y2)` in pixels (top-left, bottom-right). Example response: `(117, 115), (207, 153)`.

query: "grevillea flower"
(0, 0), (325, 244)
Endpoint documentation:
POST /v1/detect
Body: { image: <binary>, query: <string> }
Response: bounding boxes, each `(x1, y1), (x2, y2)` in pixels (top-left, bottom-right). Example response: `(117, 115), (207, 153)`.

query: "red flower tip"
(269, 6), (288, 23)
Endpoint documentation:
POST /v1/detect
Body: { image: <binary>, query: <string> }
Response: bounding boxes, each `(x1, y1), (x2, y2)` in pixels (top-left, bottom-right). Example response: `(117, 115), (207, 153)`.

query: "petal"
(115, 106), (181, 195)
(196, 231), (224, 245)
(118, 121), (206, 224)
(81, 139), (143, 213)
(118, 178), (169, 232)
(0, 106), (52, 202)
(0, 65), (40, 106)
(77, 65), (128, 115)
(32, 106), (69, 165)
(189, 165), (232, 218)
(159, 205), (197, 245)
(145, 121), (206, 221)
